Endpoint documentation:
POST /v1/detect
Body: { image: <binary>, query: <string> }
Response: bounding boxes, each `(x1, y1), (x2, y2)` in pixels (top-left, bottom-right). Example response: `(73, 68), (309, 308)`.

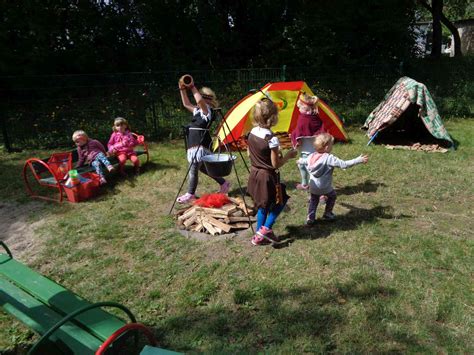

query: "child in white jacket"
(306, 133), (368, 224)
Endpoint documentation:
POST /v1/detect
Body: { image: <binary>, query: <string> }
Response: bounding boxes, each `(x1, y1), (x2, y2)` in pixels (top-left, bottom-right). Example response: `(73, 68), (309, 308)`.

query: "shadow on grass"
(282, 179), (386, 195)
(335, 180), (386, 195)
(281, 203), (410, 241)
(95, 160), (180, 194)
(149, 274), (430, 353)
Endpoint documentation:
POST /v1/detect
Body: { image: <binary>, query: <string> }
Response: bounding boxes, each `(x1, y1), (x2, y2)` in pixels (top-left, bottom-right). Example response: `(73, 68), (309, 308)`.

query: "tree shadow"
(280, 202), (411, 241)
(149, 273), (429, 353)
(278, 179), (386, 195)
(139, 161), (180, 173)
(96, 160), (180, 194)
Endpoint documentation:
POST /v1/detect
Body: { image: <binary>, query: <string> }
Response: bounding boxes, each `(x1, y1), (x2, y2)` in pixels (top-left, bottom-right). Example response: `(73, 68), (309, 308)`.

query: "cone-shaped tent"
(215, 81), (348, 149)
(363, 77), (454, 147)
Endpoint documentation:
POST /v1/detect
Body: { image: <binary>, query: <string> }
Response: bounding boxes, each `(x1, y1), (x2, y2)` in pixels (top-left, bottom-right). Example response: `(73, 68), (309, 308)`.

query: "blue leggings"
(91, 153), (112, 178)
(256, 202), (287, 231)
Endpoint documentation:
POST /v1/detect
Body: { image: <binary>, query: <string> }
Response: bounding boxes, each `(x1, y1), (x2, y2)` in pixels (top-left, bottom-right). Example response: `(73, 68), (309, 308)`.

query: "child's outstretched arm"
(190, 86), (209, 116)
(179, 82), (195, 113)
(328, 154), (369, 169)
(271, 147), (297, 169)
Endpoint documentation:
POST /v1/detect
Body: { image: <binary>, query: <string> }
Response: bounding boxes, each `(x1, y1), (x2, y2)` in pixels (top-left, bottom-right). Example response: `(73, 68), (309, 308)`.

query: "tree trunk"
(431, 0), (442, 58)
(418, 0), (462, 57)
(439, 12), (463, 57)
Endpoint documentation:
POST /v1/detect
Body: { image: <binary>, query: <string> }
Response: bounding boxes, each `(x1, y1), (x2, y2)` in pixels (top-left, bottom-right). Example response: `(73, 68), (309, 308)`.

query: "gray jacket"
(307, 153), (365, 195)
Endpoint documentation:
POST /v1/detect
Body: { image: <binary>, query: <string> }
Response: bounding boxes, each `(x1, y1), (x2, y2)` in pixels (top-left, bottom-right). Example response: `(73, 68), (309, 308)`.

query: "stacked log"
(176, 197), (256, 235)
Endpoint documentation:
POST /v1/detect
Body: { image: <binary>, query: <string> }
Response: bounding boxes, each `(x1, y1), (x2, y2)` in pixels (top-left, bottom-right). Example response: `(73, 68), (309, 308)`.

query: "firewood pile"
(176, 197), (256, 235)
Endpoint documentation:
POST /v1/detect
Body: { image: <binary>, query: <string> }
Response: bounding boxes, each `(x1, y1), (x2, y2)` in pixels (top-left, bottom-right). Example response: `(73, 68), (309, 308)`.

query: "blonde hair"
(314, 133), (334, 152)
(252, 99), (278, 129)
(200, 87), (219, 108)
(72, 130), (88, 141)
(113, 117), (131, 132)
(297, 93), (319, 114)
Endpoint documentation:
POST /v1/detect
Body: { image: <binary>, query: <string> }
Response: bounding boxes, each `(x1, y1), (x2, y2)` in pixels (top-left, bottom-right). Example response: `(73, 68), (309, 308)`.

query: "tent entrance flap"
(374, 103), (451, 147)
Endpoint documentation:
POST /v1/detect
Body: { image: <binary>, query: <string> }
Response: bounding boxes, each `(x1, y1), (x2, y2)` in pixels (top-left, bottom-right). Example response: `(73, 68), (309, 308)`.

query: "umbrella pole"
(367, 130), (380, 146)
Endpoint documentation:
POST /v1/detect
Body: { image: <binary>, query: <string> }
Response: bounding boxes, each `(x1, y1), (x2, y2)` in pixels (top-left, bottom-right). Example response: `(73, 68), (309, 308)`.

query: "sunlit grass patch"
(0, 120), (473, 353)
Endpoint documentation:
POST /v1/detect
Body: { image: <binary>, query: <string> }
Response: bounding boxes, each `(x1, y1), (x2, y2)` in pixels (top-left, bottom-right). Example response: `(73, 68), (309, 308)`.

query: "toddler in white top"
(306, 133), (368, 224)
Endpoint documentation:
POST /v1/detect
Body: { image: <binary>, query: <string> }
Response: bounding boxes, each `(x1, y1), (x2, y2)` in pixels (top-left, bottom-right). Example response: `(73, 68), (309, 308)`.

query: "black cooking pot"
(201, 154), (237, 177)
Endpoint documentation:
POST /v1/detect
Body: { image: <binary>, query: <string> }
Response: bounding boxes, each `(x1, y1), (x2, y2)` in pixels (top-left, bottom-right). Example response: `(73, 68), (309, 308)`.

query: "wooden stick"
(205, 216), (232, 233)
(197, 207), (229, 217)
(178, 206), (197, 221)
(192, 222), (204, 232)
(230, 222), (250, 229)
(183, 214), (198, 228)
(202, 221), (218, 235)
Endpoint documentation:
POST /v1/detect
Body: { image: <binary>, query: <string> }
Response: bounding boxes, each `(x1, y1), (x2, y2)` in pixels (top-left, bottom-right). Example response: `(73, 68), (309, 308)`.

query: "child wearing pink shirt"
(107, 117), (140, 176)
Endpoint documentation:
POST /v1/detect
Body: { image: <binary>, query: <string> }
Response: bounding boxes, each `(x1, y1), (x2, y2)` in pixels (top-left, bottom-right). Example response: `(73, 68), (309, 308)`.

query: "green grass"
(1, 119), (473, 353)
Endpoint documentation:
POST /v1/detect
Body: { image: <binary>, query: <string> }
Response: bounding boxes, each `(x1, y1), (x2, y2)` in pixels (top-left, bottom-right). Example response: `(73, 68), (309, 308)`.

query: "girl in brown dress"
(247, 99), (297, 245)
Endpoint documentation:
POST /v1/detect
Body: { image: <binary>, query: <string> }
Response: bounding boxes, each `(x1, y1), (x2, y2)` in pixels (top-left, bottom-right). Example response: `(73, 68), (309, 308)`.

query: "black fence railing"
(1, 61), (472, 151)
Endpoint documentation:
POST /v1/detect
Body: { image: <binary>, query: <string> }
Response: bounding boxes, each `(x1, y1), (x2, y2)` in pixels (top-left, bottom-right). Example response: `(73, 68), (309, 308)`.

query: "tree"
(418, 0), (463, 57)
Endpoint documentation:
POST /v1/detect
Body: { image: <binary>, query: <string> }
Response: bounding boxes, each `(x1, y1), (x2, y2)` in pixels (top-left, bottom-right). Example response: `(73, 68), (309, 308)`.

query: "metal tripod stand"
(168, 108), (254, 233)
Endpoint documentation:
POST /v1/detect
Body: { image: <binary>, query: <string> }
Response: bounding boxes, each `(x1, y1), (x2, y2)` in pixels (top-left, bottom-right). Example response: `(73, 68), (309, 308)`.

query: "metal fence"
(1, 62), (472, 151)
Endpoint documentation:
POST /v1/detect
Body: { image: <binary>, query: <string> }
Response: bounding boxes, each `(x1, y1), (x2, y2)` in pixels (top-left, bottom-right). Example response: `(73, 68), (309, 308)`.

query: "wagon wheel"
(95, 323), (157, 355)
(23, 158), (64, 203)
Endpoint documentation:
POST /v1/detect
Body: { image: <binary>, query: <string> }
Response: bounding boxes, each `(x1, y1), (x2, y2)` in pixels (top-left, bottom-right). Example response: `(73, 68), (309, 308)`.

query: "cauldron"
(201, 154), (237, 177)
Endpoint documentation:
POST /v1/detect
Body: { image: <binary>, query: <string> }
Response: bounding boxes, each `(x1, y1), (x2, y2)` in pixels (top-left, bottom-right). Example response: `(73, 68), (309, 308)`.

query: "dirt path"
(0, 201), (48, 261)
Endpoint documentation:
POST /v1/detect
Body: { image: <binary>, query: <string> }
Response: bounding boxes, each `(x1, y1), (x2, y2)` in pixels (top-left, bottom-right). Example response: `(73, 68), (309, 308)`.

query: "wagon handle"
(0, 241), (13, 259)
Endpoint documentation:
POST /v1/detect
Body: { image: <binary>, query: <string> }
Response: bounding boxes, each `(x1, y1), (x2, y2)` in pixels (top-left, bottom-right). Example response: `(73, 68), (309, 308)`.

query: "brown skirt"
(247, 167), (289, 209)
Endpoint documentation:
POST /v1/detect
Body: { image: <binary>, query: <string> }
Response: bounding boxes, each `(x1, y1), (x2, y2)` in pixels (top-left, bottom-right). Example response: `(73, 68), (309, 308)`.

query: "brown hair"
(251, 99), (278, 129)
(113, 117), (131, 132)
(314, 133), (334, 152)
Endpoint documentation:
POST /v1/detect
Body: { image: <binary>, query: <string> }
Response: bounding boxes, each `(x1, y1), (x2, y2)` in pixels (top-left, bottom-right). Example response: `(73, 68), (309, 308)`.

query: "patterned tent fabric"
(363, 77), (454, 146)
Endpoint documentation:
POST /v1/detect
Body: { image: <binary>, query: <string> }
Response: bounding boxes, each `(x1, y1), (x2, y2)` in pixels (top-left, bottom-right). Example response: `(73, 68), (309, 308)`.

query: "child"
(176, 76), (230, 204)
(247, 98), (297, 245)
(107, 117), (140, 176)
(72, 130), (114, 185)
(306, 133), (368, 224)
(290, 93), (325, 190)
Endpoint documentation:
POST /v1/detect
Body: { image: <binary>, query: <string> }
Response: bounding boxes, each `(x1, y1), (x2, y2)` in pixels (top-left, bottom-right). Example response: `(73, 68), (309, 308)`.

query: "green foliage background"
(1, 1), (473, 149)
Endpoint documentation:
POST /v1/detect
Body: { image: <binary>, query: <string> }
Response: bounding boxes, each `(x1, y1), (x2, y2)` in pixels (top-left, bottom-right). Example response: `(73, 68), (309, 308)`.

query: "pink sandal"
(177, 193), (196, 204)
(251, 226), (279, 246)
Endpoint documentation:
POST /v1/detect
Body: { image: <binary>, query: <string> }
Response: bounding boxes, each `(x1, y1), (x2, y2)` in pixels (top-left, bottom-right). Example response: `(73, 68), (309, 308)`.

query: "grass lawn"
(0, 120), (473, 353)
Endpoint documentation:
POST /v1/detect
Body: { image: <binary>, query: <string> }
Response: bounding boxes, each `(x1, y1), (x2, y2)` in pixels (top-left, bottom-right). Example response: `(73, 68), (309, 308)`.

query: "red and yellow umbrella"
(214, 81), (348, 149)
